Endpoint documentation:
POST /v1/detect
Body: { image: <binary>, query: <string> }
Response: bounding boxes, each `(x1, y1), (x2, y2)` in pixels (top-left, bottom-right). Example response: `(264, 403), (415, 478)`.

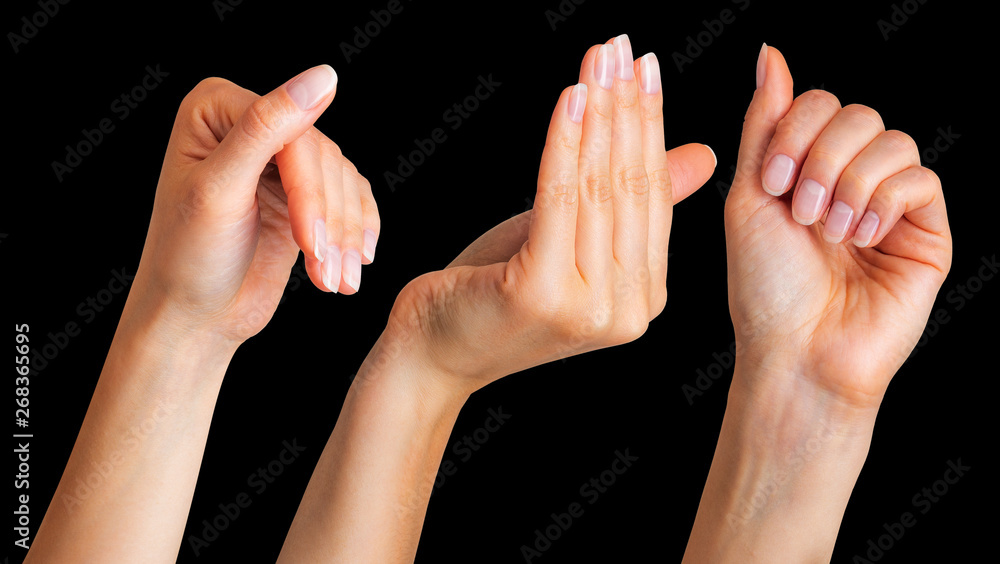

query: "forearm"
(277, 332), (468, 563)
(26, 291), (236, 562)
(683, 361), (879, 563)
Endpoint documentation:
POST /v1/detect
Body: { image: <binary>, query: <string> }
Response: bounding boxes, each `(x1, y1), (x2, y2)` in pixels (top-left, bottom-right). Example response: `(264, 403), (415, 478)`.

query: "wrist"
(112, 283), (239, 390)
(351, 327), (471, 424)
(684, 359), (877, 563)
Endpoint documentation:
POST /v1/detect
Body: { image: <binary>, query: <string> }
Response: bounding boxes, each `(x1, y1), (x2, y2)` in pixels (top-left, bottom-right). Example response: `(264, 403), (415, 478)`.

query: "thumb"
(448, 211), (533, 268)
(204, 64), (338, 207)
(665, 143), (717, 205)
(730, 44), (794, 203)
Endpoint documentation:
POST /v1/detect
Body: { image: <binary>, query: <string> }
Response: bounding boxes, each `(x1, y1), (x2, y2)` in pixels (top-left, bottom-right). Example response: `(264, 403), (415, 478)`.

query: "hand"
(136, 65), (380, 344)
(378, 36), (715, 396)
(725, 45), (952, 412)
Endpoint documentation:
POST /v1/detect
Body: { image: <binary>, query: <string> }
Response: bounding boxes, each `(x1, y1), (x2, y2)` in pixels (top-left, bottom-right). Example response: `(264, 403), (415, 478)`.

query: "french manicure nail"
(568, 83), (588, 123)
(363, 229), (378, 263)
(762, 154), (795, 196)
(596, 44), (614, 90)
(792, 179), (826, 225)
(640, 53), (661, 94)
(823, 201), (854, 243)
(342, 249), (362, 292)
(614, 34), (634, 80)
(756, 43), (767, 89)
(705, 144), (717, 168)
(313, 219), (327, 261)
(853, 210), (880, 247)
(323, 245), (341, 293)
(287, 65), (338, 110)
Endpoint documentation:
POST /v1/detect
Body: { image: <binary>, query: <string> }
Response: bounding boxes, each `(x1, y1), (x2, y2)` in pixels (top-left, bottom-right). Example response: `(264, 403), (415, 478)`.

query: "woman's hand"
(683, 45), (953, 563)
(277, 36), (715, 563)
(725, 45), (952, 413)
(138, 65), (380, 344)
(377, 36), (715, 397)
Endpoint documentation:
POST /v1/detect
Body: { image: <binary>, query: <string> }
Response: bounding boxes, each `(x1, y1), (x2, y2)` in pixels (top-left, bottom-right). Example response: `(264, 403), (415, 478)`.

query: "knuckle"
(614, 92), (639, 112)
(550, 131), (579, 153)
(839, 166), (874, 192)
(651, 288), (668, 319)
(883, 129), (919, 159)
(538, 171), (579, 206)
(581, 171), (613, 203)
(797, 89), (842, 114)
(589, 100), (612, 123)
(842, 104), (884, 130)
(647, 167), (673, 203)
(241, 96), (283, 141)
(616, 164), (650, 197)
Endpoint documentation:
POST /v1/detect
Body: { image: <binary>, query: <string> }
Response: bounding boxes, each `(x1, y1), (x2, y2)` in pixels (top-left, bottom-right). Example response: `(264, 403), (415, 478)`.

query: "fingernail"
(362, 229), (378, 263)
(342, 249), (362, 292)
(705, 144), (717, 168)
(853, 210), (880, 247)
(823, 201), (854, 243)
(639, 53), (661, 94)
(756, 43), (767, 89)
(792, 179), (826, 225)
(313, 219), (327, 261)
(287, 65), (338, 111)
(614, 35), (634, 81)
(762, 154), (795, 196)
(323, 245), (341, 293)
(596, 44), (614, 90)
(568, 83), (588, 123)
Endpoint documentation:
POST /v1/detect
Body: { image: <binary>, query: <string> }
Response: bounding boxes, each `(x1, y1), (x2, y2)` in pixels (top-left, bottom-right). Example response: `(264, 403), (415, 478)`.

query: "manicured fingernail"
(342, 249), (362, 292)
(704, 144), (717, 168)
(639, 53), (661, 94)
(596, 44), (614, 90)
(323, 245), (341, 293)
(614, 35), (634, 80)
(823, 201), (854, 243)
(853, 210), (880, 247)
(313, 219), (327, 261)
(287, 65), (338, 110)
(792, 179), (826, 225)
(568, 83), (588, 123)
(763, 154), (795, 196)
(756, 43), (767, 89)
(362, 229), (378, 263)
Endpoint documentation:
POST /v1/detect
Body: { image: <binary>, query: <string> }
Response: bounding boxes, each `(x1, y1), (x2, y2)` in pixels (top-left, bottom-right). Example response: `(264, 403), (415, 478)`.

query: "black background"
(4, 0), (992, 562)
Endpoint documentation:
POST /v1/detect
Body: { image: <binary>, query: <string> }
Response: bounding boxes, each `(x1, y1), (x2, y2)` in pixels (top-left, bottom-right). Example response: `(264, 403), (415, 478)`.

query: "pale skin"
(682, 45), (951, 562)
(24, 41), (950, 564)
(25, 64), (379, 562)
(275, 35), (717, 562)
